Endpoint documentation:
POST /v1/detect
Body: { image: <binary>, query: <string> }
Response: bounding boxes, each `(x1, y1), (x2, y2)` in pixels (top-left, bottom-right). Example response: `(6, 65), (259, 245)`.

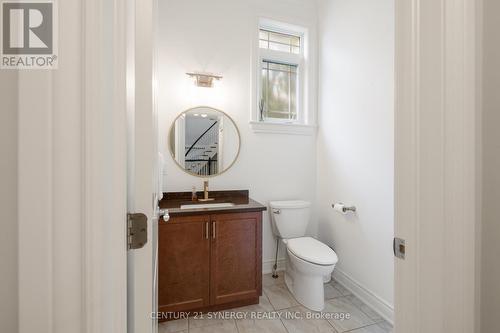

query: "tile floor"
(158, 273), (393, 333)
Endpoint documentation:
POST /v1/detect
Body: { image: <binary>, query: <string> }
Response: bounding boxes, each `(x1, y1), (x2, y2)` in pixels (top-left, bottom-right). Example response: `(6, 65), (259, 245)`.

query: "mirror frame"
(168, 106), (241, 178)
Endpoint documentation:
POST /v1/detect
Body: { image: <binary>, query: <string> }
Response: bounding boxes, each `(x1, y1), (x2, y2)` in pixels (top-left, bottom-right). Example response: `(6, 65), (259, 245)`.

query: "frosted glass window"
(261, 60), (298, 120)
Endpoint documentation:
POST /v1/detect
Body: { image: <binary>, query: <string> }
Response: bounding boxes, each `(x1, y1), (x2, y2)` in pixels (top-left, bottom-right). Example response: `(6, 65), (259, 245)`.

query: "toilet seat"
(286, 237), (338, 266)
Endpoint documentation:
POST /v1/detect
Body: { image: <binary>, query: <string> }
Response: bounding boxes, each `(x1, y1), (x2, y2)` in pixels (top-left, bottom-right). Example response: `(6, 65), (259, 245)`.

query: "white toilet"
(269, 200), (338, 311)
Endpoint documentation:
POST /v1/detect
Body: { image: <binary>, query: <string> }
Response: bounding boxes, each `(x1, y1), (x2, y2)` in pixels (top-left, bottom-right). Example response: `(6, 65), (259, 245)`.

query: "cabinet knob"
(158, 209), (169, 222)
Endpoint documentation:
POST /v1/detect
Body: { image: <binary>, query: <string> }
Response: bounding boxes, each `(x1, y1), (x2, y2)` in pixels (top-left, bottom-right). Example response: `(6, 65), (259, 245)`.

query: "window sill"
(249, 121), (317, 136)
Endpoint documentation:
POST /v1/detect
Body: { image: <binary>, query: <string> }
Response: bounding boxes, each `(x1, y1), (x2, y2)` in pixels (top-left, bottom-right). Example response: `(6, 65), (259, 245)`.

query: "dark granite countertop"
(159, 190), (267, 217)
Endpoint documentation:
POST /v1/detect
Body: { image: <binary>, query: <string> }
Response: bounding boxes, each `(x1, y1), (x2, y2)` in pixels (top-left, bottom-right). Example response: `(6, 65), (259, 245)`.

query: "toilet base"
(284, 250), (335, 312)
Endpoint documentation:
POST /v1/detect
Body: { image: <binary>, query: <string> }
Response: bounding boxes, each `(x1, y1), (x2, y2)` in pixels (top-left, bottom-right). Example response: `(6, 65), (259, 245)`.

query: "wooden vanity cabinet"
(158, 211), (262, 315)
(210, 212), (262, 305)
(158, 214), (211, 313)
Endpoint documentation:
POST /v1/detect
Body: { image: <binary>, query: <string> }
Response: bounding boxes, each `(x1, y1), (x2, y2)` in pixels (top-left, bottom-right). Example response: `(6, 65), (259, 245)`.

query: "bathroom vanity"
(158, 190), (266, 318)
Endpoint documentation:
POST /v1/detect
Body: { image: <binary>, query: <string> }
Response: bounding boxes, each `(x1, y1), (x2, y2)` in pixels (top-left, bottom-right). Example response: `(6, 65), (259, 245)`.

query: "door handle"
(212, 221), (216, 240)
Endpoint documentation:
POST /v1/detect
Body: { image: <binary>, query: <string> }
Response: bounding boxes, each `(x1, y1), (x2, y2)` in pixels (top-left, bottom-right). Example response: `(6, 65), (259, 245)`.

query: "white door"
(126, 0), (158, 333)
(394, 0), (479, 331)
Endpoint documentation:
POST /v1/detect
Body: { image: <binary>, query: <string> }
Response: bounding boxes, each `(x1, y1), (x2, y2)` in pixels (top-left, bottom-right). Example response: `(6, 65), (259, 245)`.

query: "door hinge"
(393, 237), (406, 260)
(127, 213), (148, 250)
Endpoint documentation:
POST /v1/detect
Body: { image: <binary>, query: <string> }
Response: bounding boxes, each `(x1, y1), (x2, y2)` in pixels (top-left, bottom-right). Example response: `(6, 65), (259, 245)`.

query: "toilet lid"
(287, 237), (338, 266)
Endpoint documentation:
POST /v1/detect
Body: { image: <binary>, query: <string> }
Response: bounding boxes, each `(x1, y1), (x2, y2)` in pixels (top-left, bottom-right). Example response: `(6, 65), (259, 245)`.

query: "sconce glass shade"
(186, 72), (223, 88)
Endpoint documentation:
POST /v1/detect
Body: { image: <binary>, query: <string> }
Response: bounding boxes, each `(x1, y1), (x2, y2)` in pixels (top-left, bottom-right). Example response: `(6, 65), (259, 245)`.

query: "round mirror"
(169, 106), (241, 177)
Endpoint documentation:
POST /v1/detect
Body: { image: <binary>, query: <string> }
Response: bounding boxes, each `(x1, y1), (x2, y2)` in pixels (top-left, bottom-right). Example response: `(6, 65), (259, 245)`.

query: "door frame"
(126, 0), (157, 332)
(82, 0), (129, 331)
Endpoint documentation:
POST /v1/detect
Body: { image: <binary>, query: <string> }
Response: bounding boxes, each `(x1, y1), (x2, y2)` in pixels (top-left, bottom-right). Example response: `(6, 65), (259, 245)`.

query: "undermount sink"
(180, 202), (236, 210)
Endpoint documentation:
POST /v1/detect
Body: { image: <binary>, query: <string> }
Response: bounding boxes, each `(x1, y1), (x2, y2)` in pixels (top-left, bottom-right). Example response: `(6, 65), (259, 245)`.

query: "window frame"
(259, 28), (301, 55)
(250, 18), (317, 135)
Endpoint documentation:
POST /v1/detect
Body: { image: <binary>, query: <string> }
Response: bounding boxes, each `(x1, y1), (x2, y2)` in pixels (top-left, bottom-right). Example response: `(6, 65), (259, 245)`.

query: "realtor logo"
(1, 0), (57, 69)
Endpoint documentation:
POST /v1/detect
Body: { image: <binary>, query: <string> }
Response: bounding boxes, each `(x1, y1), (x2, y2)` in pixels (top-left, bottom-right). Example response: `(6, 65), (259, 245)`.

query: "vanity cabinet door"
(158, 214), (211, 313)
(210, 212), (262, 305)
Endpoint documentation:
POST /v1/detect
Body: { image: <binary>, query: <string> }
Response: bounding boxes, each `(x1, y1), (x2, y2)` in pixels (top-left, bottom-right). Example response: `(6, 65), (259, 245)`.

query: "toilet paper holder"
(332, 203), (357, 213)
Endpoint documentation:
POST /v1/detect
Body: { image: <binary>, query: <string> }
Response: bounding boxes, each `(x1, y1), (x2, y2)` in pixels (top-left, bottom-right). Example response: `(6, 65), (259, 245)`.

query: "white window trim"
(251, 18), (316, 135)
(249, 120), (317, 135)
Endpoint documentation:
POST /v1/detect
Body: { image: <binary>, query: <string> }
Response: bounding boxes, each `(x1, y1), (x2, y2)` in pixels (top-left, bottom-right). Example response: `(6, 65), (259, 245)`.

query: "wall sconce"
(186, 72), (223, 88)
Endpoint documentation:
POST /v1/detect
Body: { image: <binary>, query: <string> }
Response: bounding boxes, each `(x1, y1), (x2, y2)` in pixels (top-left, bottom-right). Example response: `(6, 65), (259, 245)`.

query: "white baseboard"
(332, 269), (394, 325)
(262, 258), (286, 274)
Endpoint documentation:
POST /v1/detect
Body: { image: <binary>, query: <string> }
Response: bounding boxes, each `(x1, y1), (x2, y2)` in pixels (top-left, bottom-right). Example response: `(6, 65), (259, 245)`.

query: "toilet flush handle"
(272, 209), (281, 214)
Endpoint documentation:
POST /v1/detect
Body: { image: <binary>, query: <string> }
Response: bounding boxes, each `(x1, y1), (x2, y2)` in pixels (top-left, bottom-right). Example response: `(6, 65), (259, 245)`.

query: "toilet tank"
(269, 200), (311, 239)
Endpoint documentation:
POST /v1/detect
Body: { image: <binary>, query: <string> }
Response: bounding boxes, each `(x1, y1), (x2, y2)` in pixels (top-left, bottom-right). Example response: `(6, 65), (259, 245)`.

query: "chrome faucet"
(199, 179), (214, 202)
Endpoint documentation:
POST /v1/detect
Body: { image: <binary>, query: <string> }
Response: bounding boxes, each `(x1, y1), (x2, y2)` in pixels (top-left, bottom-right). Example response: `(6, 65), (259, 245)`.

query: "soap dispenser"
(191, 186), (198, 201)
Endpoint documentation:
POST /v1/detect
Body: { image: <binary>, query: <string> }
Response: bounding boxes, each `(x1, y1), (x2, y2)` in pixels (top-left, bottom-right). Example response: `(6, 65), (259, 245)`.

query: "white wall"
(317, 0), (395, 313)
(158, 0), (319, 268)
(0, 71), (18, 333)
(481, 1), (500, 331)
